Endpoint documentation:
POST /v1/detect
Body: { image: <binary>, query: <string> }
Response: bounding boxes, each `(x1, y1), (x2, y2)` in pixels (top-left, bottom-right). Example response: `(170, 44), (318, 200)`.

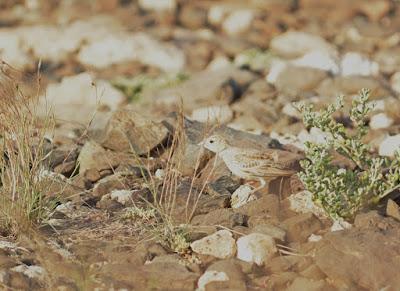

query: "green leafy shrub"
(296, 89), (400, 220)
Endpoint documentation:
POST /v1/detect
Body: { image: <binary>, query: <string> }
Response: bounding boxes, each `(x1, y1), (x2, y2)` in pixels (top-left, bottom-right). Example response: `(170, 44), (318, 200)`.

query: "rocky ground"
(1, 0), (400, 290)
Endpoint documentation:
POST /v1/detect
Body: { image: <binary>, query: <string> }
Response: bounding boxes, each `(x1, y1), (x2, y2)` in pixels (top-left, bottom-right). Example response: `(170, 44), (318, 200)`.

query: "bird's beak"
(197, 140), (204, 146)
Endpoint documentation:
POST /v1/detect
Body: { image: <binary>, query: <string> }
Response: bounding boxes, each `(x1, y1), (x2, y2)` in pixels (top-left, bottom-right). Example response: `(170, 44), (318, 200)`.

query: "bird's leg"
(249, 178), (267, 194)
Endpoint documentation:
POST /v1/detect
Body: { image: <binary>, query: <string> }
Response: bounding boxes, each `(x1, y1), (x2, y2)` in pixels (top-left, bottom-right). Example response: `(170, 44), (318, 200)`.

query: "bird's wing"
(234, 149), (298, 178)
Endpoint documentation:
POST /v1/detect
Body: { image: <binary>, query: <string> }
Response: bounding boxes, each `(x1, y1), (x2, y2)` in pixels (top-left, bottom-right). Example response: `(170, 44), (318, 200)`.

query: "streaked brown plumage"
(200, 134), (301, 193)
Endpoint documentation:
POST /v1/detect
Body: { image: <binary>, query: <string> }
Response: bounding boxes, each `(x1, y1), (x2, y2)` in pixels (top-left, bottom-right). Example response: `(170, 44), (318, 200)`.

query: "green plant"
(296, 89), (400, 220)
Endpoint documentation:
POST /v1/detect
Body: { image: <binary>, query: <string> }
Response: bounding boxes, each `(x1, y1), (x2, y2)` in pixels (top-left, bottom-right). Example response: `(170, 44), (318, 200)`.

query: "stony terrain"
(1, 0), (400, 290)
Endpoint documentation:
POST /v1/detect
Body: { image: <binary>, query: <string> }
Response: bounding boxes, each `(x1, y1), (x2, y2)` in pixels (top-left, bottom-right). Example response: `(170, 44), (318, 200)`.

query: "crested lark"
(199, 134), (301, 193)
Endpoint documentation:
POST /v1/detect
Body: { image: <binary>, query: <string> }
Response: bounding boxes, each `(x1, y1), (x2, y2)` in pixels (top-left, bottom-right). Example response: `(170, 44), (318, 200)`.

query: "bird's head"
(198, 134), (228, 153)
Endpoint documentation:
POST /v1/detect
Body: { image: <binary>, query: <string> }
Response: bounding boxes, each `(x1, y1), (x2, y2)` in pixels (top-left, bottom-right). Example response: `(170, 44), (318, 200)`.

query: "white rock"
(41, 72), (125, 127)
(330, 219), (352, 232)
(22, 25), (80, 62)
(155, 168), (165, 180)
(370, 99), (386, 111)
(270, 31), (336, 58)
(291, 50), (339, 74)
(208, 5), (230, 26)
(0, 241), (19, 251)
(282, 103), (302, 119)
(236, 233), (277, 265)
(77, 34), (138, 68)
(308, 234), (322, 242)
(110, 190), (133, 205)
(370, 113), (394, 130)
(340, 52), (379, 77)
(266, 59), (287, 84)
(288, 190), (326, 218)
(390, 71), (400, 93)
(222, 10), (254, 36)
(231, 185), (257, 208)
(138, 0), (176, 12)
(196, 270), (229, 291)
(190, 230), (236, 259)
(11, 265), (47, 281)
(0, 271), (7, 283)
(298, 127), (331, 146)
(270, 132), (304, 151)
(55, 202), (75, 217)
(78, 32), (185, 72)
(0, 30), (31, 68)
(207, 56), (231, 71)
(191, 105), (233, 124)
(379, 134), (400, 157)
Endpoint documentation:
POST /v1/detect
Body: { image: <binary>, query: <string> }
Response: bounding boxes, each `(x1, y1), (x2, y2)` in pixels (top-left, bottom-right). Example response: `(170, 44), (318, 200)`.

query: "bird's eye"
(210, 140), (214, 144)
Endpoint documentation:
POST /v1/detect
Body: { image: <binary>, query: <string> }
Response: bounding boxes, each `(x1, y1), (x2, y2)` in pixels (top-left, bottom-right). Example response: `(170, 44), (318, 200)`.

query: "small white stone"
(138, 0), (176, 12)
(208, 5), (228, 26)
(207, 56), (231, 71)
(370, 99), (386, 111)
(155, 169), (165, 180)
(266, 59), (287, 84)
(55, 202), (75, 218)
(191, 105), (233, 124)
(269, 132), (304, 151)
(270, 31), (336, 58)
(196, 270), (229, 291)
(0, 241), (19, 250)
(78, 33), (185, 72)
(291, 50), (339, 74)
(41, 72), (125, 127)
(308, 234), (322, 242)
(282, 103), (302, 119)
(370, 113), (394, 130)
(190, 230), (236, 259)
(0, 271), (7, 283)
(231, 185), (257, 208)
(77, 34), (138, 68)
(298, 127), (330, 146)
(391, 71), (400, 94)
(330, 219), (352, 232)
(110, 190), (133, 205)
(236, 233), (277, 266)
(222, 10), (254, 36)
(340, 52), (379, 77)
(288, 190), (326, 218)
(379, 134), (400, 157)
(11, 265), (47, 281)
(0, 31), (31, 68)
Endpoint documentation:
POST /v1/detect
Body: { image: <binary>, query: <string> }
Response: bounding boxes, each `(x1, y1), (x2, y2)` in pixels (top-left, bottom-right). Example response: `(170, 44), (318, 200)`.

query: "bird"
(199, 134), (301, 194)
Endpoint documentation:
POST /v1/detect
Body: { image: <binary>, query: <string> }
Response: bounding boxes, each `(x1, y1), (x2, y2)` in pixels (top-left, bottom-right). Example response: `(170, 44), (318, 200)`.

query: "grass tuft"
(0, 64), (56, 236)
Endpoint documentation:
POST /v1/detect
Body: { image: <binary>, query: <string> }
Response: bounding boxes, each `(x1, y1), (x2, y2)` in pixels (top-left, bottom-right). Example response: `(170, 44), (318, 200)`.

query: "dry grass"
(0, 63), (56, 236)
(125, 109), (216, 253)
